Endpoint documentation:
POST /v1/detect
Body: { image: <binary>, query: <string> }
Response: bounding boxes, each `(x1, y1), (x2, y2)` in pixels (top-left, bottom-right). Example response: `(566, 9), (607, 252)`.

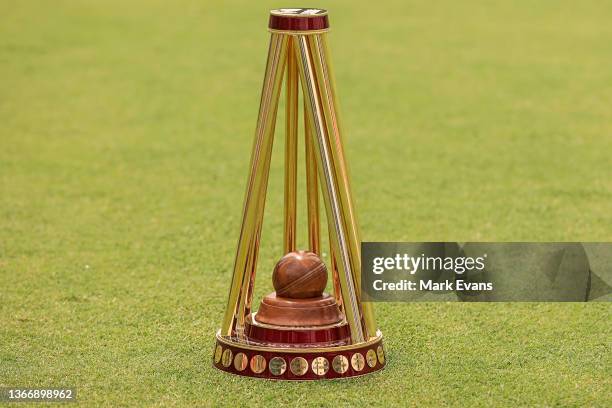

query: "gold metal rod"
(329, 248), (343, 312)
(304, 99), (320, 255)
(221, 33), (289, 336)
(308, 34), (377, 338)
(308, 109), (341, 308)
(283, 36), (299, 254)
(295, 34), (365, 343)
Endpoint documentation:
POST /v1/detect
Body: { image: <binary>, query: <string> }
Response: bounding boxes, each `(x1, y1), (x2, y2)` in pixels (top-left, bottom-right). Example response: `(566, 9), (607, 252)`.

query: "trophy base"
(245, 313), (350, 347)
(212, 330), (385, 380)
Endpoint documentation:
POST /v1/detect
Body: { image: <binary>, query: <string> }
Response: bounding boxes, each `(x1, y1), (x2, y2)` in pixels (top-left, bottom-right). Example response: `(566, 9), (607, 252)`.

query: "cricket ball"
(273, 251), (328, 299)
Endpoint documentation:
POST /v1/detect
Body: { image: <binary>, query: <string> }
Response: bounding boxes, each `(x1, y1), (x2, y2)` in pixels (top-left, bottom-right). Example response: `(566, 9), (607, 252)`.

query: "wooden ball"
(273, 251), (328, 299)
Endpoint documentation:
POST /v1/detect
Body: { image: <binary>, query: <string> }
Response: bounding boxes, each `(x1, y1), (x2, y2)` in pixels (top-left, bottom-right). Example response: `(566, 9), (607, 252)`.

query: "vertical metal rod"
(221, 33), (288, 336)
(295, 34), (365, 343)
(307, 99), (341, 309)
(304, 99), (320, 255)
(309, 34), (376, 338)
(284, 36), (299, 254)
(328, 249), (343, 312)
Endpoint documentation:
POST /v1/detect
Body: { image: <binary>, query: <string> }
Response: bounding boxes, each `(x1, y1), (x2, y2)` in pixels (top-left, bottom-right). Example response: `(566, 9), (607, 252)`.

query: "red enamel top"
(269, 8), (329, 31)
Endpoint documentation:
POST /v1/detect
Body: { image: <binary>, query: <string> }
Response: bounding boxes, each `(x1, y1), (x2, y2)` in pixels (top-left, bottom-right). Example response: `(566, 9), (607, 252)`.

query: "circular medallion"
(250, 355), (266, 374)
(290, 357), (308, 376)
(221, 349), (233, 367)
(269, 357), (287, 376)
(214, 345), (222, 364)
(311, 356), (329, 376)
(377, 345), (385, 364)
(270, 8), (327, 17)
(366, 349), (377, 368)
(351, 353), (365, 372)
(332, 355), (349, 374)
(234, 352), (248, 371)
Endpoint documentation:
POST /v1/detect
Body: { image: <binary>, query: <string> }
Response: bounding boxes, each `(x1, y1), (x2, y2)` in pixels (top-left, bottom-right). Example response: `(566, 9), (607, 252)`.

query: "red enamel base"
(245, 315), (351, 347)
(212, 332), (385, 380)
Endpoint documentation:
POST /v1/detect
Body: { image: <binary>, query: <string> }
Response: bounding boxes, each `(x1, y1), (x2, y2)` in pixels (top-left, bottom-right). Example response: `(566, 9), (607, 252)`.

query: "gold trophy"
(213, 8), (385, 380)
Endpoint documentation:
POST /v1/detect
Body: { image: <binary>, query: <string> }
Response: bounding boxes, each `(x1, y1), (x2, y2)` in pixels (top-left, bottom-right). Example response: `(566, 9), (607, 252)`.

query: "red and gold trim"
(245, 314), (351, 346)
(212, 331), (385, 380)
(269, 8), (329, 32)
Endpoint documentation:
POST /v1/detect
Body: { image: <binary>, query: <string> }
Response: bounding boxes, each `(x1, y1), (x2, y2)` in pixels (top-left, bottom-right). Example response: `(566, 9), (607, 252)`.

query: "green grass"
(1, 0), (611, 406)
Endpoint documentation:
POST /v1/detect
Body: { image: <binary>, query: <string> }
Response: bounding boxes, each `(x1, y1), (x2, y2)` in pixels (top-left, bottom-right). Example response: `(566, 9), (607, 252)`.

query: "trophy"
(213, 8), (385, 380)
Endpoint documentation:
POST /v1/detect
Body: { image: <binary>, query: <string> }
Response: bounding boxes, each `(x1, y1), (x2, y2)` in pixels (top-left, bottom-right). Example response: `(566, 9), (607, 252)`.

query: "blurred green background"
(1, 0), (611, 406)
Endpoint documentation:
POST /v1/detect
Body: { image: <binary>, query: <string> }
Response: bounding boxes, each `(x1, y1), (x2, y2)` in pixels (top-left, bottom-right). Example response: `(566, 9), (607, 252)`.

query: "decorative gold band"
(216, 330), (383, 353)
(213, 331), (385, 380)
(268, 28), (331, 35)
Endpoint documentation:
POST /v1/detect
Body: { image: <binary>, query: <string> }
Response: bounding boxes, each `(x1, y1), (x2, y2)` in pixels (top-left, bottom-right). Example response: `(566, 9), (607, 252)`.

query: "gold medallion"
(311, 356), (329, 376)
(234, 352), (248, 371)
(351, 353), (365, 371)
(377, 345), (385, 365)
(214, 345), (223, 364)
(221, 349), (233, 367)
(366, 349), (377, 368)
(290, 357), (308, 376)
(269, 357), (287, 376)
(250, 354), (266, 374)
(332, 355), (349, 374)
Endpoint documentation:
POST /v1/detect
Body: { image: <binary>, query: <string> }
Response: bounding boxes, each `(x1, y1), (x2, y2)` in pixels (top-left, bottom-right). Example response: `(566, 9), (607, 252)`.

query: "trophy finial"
(269, 8), (329, 32)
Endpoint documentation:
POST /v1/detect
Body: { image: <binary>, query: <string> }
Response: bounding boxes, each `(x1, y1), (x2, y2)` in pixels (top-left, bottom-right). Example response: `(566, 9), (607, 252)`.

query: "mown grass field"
(1, 0), (611, 406)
